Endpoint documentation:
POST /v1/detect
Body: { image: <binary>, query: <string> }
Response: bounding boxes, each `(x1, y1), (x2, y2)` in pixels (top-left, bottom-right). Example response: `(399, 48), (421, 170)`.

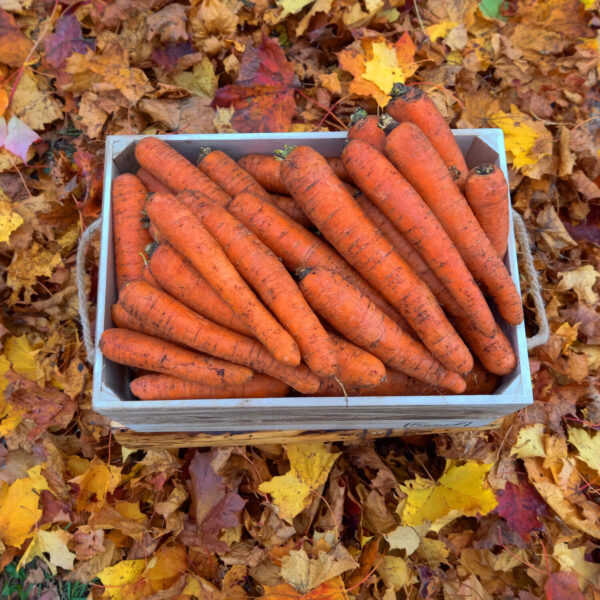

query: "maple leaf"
(553, 542), (600, 590)
(98, 559), (146, 600)
(377, 556), (413, 591)
(281, 545), (358, 593)
(44, 13), (94, 72)
(139, 96), (216, 134)
(399, 460), (498, 527)
(494, 472), (547, 541)
(0, 197), (23, 243)
(70, 457), (122, 513)
(187, 449), (246, 553)
(544, 571), (585, 600)
(0, 8), (32, 67)
(0, 471), (43, 547)
(263, 576), (348, 600)
(567, 426), (600, 477)
(338, 34), (418, 107)
(18, 528), (76, 574)
(0, 116), (40, 164)
(488, 105), (553, 178)
(213, 36), (297, 132)
(557, 265), (600, 305)
(258, 443), (341, 522)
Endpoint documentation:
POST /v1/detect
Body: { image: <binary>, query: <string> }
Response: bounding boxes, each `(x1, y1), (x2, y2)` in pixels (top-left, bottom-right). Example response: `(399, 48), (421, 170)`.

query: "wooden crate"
(93, 131), (532, 436)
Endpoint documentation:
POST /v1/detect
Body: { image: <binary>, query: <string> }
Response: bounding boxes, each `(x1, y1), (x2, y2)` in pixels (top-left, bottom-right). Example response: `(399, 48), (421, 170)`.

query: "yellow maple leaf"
(3, 335), (39, 382)
(568, 426), (600, 477)
(510, 423), (546, 459)
(6, 242), (62, 304)
(488, 104), (552, 174)
(0, 198), (24, 243)
(263, 576), (348, 600)
(258, 443), (340, 522)
(18, 528), (76, 574)
(557, 265), (600, 305)
(377, 556), (413, 590)
(9, 69), (62, 131)
(0, 475), (42, 547)
(276, 0), (314, 19)
(98, 559), (146, 600)
(399, 460), (497, 527)
(362, 42), (406, 101)
(171, 57), (217, 98)
(425, 21), (458, 41)
(70, 457), (122, 512)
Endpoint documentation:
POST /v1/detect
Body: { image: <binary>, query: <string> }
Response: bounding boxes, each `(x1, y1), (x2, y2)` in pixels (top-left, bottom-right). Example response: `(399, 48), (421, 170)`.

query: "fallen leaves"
(258, 443), (340, 522)
(557, 265), (600, 304)
(213, 36), (296, 132)
(399, 460), (498, 527)
(0, 7), (32, 67)
(0, 470), (43, 547)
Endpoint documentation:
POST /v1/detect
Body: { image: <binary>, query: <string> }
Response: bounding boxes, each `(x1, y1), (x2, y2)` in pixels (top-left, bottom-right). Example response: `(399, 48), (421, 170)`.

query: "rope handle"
(75, 211), (550, 366)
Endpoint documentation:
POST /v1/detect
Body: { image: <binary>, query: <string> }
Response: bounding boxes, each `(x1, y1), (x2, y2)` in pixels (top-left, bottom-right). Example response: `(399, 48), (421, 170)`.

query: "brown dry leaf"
(140, 96), (216, 133)
(147, 3), (189, 43)
(557, 266), (600, 305)
(536, 205), (577, 255)
(0, 8), (33, 67)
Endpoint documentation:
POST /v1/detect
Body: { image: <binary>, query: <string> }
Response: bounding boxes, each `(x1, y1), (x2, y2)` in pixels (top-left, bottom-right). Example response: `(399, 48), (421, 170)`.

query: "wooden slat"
(113, 422), (500, 449)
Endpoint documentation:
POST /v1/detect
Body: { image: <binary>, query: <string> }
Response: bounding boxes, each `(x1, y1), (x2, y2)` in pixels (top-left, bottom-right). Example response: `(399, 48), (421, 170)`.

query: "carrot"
(117, 281), (321, 393)
(326, 157), (350, 182)
(381, 121), (524, 326)
(130, 373), (290, 400)
(298, 267), (466, 392)
(238, 154), (289, 194)
(149, 244), (252, 337)
(99, 328), (253, 385)
(137, 168), (173, 194)
(464, 362), (499, 394)
(228, 191), (408, 327)
(348, 108), (385, 151)
(111, 173), (151, 289)
(280, 146), (472, 374)
(465, 164), (510, 258)
(141, 264), (160, 288)
(353, 368), (437, 396)
(179, 190), (338, 378)
(270, 193), (313, 228)
(452, 313), (516, 376)
(147, 221), (160, 242)
(328, 332), (386, 387)
(386, 83), (468, 189)
(197, 148), (271, 201)
(343, 139), (495, 337)
(134, 137), (230, 206)
(145, 192), (300, 366)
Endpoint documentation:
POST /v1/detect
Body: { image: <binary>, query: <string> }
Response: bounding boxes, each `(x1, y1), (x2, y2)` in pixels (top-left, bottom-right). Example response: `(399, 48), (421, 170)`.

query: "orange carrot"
(452, 314), (516, 376)
(298, 267), (466, 392)
(111, 173), (151, 289)
(353, 368), (437, 396)
(149, 244), (252, 337)
(141, 264), (160, 288)
(281, 146), (472, 374)
(179, 191), (338, 378)
(348, 108), (385, 152)
(465, 164), (510, 258)
(147, 221), (160, 242)
(197, 148), (272, 201)
(99, 328), (253, 385)
(270, 193), (313, 228)
(145, 192), (300, 366)
(137, 168), (173, 194)
(328, 332), (386, 387)
(228, 191), (408, 327)
(116, 281), (321, 393)
(238, 154), (289, 194)
(326, 157), (350, 182)
(464, 362), (499, 394)
(134, 137), (230, 206)
(386, 83), (468, 189)
(381, 121), (524, 326)
(343, 139), (495, 337)
(130, 373), (290, 400)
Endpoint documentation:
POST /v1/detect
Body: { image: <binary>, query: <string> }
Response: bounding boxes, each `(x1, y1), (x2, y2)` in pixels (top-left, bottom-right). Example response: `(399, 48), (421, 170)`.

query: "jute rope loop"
(75, 211), (550, 365)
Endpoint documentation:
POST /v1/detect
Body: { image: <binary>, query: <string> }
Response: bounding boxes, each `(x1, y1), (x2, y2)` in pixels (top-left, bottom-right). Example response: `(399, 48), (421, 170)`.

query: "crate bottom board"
(113, 420), (502, 449)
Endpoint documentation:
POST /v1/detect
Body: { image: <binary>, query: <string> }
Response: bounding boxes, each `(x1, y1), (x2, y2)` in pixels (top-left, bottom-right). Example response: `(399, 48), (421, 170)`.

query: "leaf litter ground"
(0, 0), (600, 598)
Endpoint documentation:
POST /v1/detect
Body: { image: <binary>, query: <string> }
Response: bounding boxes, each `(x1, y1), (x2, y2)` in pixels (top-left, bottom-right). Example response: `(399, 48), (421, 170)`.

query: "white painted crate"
(92, 131), (533, 433)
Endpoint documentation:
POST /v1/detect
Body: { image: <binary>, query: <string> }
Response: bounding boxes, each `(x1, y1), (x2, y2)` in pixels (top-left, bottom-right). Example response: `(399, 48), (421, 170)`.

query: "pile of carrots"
(100, 83), (520, 401)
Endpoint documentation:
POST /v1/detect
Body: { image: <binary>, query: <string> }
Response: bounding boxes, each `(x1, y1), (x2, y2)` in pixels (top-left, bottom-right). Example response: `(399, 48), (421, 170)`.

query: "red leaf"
(213, 36), (297, 132)
(44, 14), (94, 70)
(187, 449), (246, 553)
(494, 472), (547, 541)
(544, 572), (585, 600)
(0, 8), (33, 68)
